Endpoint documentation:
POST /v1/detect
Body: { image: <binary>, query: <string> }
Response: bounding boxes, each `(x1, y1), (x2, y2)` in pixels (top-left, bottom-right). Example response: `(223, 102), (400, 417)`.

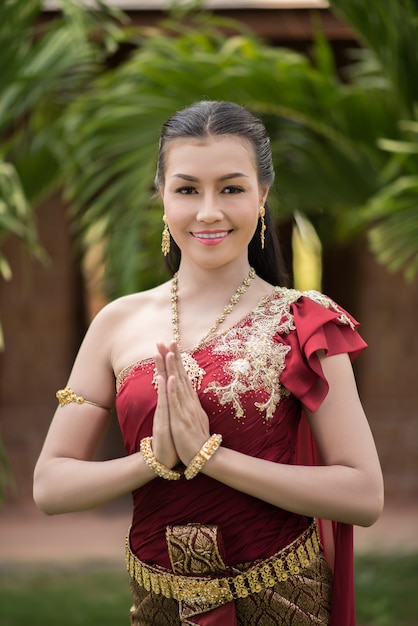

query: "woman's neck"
(175, 260), (253, 297)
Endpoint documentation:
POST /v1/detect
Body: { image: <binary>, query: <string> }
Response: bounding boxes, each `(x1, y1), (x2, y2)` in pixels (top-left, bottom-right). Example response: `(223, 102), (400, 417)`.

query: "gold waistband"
(126, 522), (322, 606)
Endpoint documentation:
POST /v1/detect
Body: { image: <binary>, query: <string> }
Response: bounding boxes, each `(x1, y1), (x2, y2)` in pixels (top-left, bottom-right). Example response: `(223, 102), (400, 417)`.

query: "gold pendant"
(152, 352), (206, 391)
(180, 352), (206, 390)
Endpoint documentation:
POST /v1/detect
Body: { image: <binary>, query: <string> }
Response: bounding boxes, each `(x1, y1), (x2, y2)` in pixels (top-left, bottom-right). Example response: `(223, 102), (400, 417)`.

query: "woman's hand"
(164, 341), (210, 465)
(151, 342), (180, 469)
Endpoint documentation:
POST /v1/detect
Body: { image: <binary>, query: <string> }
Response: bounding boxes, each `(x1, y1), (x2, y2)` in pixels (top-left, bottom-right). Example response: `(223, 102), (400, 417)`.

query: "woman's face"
(160, 135), (268, 270)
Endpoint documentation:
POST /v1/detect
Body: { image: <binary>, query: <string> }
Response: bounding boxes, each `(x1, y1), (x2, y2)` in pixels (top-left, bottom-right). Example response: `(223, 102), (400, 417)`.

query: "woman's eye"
(175, 186), (196, 195)
(223, 186), (244, 194)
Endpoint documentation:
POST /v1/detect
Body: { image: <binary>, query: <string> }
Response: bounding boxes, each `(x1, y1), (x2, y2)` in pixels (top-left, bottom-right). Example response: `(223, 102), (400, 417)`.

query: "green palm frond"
(0, 162), (44, 257)
(329, 0), (418, 279)
(366, 176), (418, 280)
(0, 0), (121, 354)
(63, 17), (403, 295)
(329, 0), (418, 118)
(3, 0), (418, 305)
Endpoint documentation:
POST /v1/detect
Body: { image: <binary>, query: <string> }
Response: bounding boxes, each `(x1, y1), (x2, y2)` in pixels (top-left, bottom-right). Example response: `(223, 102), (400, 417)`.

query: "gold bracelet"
(56, 387), (112, 412)
(140, 437), (182, 481)
(184, 434), (222, 480)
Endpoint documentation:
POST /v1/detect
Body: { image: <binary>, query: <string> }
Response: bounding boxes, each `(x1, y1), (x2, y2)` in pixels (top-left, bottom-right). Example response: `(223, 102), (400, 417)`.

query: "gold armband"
(184, 434), (222, 480)
(56, 387), (112, 412)
(140, 437), (182, 481)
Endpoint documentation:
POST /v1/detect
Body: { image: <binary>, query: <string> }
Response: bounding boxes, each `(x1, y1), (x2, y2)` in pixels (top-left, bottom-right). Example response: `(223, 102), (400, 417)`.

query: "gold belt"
(126, 521), (322, 606)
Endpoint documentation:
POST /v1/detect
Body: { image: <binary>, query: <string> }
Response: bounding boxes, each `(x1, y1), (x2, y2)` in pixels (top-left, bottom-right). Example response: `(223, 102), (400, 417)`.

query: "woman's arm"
(33, 305), (156, 515)
(33, 406), (156, 515)
(188, 351), (383, 527)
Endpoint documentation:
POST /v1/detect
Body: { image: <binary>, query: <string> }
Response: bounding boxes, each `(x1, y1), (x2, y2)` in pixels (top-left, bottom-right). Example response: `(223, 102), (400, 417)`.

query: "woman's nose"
(195, 194), (223, 222)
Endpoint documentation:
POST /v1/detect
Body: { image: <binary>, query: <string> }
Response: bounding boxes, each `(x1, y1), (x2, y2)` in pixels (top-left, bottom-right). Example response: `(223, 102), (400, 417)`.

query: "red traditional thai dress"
(116, 287), (366, 626)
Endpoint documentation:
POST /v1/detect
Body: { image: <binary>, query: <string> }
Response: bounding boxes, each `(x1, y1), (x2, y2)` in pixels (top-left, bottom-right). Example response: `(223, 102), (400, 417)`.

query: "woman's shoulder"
(89, 281), (174, 373)
(272, 287), (353, 320)
(261, 286), (359, 337)
(92, 281), (171, 327)
(272, 286), (333, 306)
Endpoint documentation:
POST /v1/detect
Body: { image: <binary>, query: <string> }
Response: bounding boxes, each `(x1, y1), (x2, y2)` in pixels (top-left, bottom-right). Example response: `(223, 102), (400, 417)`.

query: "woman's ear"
(260, 186), (270, 207)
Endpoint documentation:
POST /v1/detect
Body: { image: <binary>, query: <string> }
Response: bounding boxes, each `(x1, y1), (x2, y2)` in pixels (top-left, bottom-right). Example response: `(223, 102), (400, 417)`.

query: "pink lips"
(191, 230), (230, 246)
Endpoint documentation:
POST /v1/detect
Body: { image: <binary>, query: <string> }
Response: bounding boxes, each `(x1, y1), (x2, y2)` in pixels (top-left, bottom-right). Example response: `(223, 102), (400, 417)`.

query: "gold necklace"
(170, 268), (256, 389)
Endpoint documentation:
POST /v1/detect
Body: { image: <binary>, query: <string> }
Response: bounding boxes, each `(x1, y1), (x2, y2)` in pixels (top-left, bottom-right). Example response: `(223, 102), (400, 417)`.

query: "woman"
(34, 101), (383, 626)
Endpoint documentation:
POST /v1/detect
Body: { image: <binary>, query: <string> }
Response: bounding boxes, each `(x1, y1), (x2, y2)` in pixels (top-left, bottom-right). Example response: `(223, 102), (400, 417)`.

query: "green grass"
(0, 554), (417, 625)
(0, 563), (131, 626)
(355, 553), (418, 626)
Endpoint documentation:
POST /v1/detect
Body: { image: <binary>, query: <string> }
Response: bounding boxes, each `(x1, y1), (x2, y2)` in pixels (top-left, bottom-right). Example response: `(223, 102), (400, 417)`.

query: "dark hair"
(156, 101), (288, 286)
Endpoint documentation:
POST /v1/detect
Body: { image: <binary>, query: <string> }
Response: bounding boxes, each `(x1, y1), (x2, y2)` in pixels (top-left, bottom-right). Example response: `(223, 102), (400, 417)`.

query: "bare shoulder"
(94, 281), (173, 375)
(93, 281), (170, 325)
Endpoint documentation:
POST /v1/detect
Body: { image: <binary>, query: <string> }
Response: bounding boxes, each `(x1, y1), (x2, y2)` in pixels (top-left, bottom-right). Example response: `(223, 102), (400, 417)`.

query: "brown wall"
(323, 242), (418, 504)
(352, 246), (418, 503)
(0, 192), (86, 502)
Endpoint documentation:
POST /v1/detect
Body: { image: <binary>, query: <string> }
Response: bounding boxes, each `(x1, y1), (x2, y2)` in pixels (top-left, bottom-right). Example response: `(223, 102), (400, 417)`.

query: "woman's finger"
(152, 369), (180, 468)
(155, 342), (171, 378)
(166, 344), (193, 394)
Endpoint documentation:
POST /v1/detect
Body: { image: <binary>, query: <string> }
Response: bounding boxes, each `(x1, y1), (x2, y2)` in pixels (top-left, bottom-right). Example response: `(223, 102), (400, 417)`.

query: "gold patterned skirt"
(127, 522), (332, 626)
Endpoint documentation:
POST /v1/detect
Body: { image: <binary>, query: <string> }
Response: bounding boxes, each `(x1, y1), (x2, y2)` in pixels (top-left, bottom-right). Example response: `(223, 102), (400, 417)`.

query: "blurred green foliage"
(1, 0), (418, 300)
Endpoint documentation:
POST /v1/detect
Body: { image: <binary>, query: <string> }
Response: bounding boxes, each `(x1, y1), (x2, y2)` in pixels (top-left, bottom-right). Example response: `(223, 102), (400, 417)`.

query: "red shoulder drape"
(284, 295), (366, 626)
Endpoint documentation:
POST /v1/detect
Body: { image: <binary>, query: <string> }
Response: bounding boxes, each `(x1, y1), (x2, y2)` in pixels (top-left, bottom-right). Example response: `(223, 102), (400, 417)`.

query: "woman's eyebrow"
(219, 172), (249, 181)
(171, 172), (249, 181)
(171, 173), (199, 181)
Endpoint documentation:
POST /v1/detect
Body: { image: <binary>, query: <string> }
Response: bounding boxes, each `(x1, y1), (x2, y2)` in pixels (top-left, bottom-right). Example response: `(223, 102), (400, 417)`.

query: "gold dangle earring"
(259, 206), (266, 250)
(161, 214), (170, 256)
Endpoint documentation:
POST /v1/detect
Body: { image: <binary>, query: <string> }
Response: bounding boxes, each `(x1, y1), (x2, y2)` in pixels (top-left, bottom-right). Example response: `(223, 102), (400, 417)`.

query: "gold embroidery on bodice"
(204, 287), (354, 421)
